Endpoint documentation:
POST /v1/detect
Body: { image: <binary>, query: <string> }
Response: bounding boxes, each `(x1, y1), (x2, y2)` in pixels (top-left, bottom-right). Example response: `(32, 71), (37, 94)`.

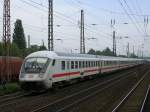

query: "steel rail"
(111, 70), (150, 112)
(31, 70), (135, 112)
(0, 92), (31, 108)
(140, 85), (150, 112)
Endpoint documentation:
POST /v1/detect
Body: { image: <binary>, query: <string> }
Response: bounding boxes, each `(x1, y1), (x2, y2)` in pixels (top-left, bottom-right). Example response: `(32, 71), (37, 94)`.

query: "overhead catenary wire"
(19, 0), (113, 40)
(122, 0), (145, 34)
(117, 0), (144, 36)
(65, 0), (146, 43)
(1, 0), (146, 54)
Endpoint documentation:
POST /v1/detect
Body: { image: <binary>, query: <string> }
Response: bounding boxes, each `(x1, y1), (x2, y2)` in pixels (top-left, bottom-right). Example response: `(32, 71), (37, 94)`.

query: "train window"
(91, 61), (93, 67)
(52, 59), (56, 66)
(106, 61), (108, 66)
(67, 61), (70, 69)
(75, 61), (78, 69)
(61, 61), (65, 70)
(83, 61), (85, 68)
(96, 61), (98, 66)
(24, 58), (50, 73)
(88, 61), (90, 67)
(100, 61), (102, 66)
(86, 61), (88, 67)
(71, 61), (74, 69)
(79, 61), (82, 68)
(104, 61), (106, 66)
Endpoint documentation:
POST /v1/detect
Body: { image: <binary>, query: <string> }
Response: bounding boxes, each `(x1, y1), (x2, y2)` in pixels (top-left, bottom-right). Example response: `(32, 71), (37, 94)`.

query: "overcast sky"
(0, 0), (150, 56)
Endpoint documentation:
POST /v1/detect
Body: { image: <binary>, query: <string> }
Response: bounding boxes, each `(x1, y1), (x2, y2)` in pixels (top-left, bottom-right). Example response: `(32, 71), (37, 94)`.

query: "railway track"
(140, 85), (150, 112)
(0, 65), (147, 112)
(111, 69), (150, 112)
(0, 92), (21, 99)
(31, 69), (141, 112)
(0, 92), (31, 107)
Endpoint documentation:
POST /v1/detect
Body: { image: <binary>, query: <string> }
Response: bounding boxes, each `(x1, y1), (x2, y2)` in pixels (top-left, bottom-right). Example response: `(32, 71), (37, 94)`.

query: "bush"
(0, 83), (21, 95)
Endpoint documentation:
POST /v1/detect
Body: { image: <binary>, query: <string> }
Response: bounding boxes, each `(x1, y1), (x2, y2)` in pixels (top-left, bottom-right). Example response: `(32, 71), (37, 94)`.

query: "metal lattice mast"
(113, 31), (116, 56)
(48, 0), (54, 51)
(127, 42), (130, 57)
(80, 10), (85, 54)
(3, 0), (11, 81)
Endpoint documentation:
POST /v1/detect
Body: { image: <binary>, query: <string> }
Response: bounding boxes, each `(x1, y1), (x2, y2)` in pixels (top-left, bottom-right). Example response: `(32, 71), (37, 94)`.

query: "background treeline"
(0, 19), (46, 57)
(87, 47), (138, 58)
(0, 19), (138, 58)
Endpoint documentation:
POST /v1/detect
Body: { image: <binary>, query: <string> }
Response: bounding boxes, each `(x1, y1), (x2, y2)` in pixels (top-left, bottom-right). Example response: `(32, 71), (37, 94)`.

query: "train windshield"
(23, 57), (50, 73)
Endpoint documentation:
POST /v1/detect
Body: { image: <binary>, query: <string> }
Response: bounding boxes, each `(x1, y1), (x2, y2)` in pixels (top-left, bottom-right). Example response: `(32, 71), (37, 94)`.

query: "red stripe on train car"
(52, 71), (80, 78)
(52, 65), (129, 78)
(85, 69), (99, 72)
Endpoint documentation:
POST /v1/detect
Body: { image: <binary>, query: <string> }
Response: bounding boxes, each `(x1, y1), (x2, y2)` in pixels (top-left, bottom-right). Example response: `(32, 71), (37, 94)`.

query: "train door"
(101, 60), (104, 73)
(80, 60), (84, 78)
(67, 60), (70, 81)
(98, 60), (102, 74)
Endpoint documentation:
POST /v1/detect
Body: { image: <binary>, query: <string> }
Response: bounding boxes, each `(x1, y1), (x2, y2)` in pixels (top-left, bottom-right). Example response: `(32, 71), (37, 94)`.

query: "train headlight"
(20, 73), (25, 78)
(39, 73), (44, 78)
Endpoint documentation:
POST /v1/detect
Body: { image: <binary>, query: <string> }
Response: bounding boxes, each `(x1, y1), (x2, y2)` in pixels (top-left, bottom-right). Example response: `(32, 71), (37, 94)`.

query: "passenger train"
(19, 51), (144, 91)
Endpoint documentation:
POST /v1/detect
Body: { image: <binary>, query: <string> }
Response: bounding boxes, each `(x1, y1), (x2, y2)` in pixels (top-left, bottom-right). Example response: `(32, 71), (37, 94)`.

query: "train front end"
(19, 51), (53, 91)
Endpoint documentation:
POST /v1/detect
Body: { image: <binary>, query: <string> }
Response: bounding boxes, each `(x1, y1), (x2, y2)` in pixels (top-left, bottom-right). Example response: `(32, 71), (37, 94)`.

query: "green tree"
(39, 45), (47, 51)
(39, 41), (47, 50)
(12, 19), (26, 52)
(102, 47), (113, 56)
(129, 53), (138, 58)
(96, 50), (102, 55)
(10, 43), (22, 57)
(88, 48), (96, 55)
(0, 42), (4, 56)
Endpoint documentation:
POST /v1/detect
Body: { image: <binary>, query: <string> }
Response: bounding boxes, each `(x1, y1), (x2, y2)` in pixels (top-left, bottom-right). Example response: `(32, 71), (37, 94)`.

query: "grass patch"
(0, 82), (21, 95)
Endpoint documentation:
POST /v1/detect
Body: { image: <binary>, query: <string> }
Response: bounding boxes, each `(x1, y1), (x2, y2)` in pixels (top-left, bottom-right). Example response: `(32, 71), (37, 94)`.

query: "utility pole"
(42, 39), (45, 46)
(28, 35), (30, 48)
(133, 45), (135, 56)
(3, 0), (11, 81)
(48, 0), (54, 51)
(80, 10), (85, 54)
(113, 31), (116, 56)
(127, 42), (129, 57)
(111, 19), (116, 56)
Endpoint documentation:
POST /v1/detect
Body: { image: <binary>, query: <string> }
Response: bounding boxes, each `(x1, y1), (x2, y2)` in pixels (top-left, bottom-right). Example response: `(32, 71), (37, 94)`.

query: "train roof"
(26, 51), (143, 61)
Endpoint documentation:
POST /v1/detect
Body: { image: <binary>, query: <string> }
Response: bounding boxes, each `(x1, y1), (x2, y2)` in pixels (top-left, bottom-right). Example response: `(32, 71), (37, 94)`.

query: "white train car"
(19, 51), (144, 91)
